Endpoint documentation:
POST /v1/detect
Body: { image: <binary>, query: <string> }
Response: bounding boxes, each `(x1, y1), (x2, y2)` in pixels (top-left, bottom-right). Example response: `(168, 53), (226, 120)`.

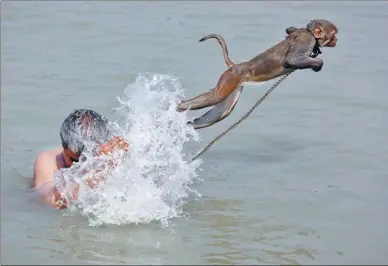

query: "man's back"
(33, 148), (64, 207)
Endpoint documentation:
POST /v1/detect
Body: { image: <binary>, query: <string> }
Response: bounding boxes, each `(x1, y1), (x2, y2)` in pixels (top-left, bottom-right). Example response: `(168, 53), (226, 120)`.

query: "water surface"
(2, 1), (388, 264)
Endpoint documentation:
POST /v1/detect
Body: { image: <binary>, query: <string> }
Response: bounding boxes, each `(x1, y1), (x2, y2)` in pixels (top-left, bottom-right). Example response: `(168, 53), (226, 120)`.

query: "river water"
(2, 1), (388, 265)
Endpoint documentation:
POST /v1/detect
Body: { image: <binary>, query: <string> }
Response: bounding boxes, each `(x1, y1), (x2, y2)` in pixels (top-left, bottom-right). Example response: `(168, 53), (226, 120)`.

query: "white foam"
(59, 73), (202, 227)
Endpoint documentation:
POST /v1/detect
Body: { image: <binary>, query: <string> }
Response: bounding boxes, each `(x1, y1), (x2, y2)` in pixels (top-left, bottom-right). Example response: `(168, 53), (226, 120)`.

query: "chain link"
(191, 70), (295, 161)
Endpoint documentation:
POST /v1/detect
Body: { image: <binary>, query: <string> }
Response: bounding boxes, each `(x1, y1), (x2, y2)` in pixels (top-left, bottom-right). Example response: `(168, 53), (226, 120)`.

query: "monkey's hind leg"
(177, 89), (223, 112)
(188, 85), (244, 129)
(177, 68), (242, 112)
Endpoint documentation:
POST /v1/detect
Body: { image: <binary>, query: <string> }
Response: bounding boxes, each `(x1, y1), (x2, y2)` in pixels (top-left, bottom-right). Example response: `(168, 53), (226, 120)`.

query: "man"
(33, 109), (128, 209)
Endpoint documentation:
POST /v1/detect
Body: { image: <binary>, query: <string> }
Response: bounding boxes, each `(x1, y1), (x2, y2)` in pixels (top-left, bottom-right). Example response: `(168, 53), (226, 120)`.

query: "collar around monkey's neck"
(311, 42), (322, 58)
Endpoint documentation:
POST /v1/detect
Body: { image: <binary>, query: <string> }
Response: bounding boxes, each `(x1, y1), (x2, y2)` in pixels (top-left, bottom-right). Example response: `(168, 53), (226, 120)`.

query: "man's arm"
(81, 136), (129, 187)
(33, 152), (105, 208)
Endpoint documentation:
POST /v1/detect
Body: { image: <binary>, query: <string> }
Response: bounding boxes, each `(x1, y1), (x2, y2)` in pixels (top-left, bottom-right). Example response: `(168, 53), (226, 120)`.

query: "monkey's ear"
(286, 27), (298, 35)
(313, 26), (325, 39)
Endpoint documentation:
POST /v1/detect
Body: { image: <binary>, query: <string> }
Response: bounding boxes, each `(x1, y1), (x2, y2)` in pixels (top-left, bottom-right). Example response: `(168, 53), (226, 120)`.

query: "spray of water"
(58, 73), (203, 227)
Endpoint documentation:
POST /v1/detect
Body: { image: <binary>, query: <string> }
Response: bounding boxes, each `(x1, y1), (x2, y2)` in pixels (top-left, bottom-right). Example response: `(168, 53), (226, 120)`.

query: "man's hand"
(79, 135), (128, 197)
(97, 136), (129, 156)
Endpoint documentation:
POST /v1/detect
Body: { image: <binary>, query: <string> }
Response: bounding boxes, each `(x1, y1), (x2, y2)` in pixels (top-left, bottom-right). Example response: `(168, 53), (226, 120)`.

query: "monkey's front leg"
(284, 56), (323, 72)
(284, 40), (324, 72)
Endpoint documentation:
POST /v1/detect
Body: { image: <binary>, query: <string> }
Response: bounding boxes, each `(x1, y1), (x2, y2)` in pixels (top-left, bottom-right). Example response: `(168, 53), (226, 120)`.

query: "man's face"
(63, 148), (80, 168)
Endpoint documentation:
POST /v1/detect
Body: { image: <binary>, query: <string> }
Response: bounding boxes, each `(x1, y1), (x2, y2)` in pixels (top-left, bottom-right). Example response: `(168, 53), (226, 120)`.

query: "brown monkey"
(178, 19), (338, 129)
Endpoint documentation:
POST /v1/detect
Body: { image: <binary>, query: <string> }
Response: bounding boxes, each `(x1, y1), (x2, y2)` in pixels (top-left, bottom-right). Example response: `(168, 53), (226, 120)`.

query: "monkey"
(177, 19), (338, 129)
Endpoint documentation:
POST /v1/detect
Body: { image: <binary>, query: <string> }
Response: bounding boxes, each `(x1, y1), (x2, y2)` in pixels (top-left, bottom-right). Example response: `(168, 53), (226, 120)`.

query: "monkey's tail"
(199, 34), (235, 67)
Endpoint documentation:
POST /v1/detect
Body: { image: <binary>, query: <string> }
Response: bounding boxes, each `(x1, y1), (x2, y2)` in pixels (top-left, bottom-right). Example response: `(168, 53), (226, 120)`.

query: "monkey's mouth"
(326, 39), (337, 47)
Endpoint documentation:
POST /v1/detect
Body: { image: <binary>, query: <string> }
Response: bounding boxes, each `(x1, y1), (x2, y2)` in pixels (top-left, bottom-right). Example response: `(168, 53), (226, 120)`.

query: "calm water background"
(2, 1), (388, 264)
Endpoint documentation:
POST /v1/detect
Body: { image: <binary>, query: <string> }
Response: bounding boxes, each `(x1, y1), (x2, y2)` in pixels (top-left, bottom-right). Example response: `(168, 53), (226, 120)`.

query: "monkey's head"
(307, 19), (338, 48)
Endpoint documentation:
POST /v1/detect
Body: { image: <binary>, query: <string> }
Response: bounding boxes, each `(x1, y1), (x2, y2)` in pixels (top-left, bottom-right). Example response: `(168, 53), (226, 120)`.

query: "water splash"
(59, 73), (202, 227)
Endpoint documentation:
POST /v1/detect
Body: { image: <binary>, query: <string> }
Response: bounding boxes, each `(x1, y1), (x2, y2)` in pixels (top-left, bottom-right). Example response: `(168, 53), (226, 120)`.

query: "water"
(2, 1), (388, 264)
(58, 73), (202, 227)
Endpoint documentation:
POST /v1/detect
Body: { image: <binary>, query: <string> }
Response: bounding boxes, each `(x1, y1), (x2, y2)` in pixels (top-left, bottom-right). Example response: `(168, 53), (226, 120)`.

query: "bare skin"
(33, 136), (128, 208)
(178, 19), (338, 129)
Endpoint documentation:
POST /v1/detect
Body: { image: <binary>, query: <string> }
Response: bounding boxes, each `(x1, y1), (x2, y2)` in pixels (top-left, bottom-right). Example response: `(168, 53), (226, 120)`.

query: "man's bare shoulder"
(34, 147), (62, 165)
(33, 148), (62, 188)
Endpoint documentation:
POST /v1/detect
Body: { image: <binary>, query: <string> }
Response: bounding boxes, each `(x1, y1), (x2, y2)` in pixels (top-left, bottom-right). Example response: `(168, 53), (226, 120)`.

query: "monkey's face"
(324, 30), (338, 47)
(314, 27), (338, 48)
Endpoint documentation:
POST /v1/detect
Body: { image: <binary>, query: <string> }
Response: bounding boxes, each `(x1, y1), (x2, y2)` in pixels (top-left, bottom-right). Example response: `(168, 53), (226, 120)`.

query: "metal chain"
(191, 70), (295, 161)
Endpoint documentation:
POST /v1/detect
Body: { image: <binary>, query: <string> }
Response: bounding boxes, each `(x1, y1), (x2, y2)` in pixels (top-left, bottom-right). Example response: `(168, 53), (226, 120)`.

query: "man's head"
(60, 109), (110, 167)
